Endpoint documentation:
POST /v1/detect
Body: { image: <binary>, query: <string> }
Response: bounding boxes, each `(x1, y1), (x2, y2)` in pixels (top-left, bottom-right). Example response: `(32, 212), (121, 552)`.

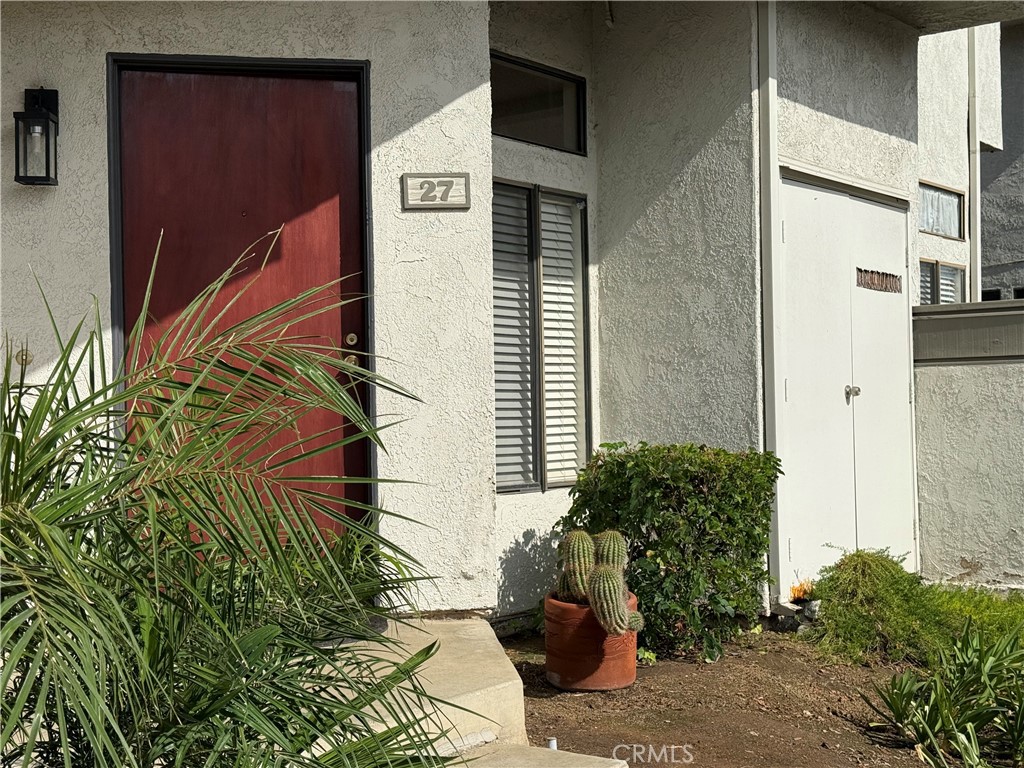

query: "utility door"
(777, 178), (916, 597)
(847, 200), (916, 555)
(778, 181), (859, 587)
(117, 67), (366, 532)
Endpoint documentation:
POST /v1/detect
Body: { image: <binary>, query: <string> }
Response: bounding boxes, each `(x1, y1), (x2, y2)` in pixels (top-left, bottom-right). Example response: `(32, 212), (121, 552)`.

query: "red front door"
(117, 67), (367, 532)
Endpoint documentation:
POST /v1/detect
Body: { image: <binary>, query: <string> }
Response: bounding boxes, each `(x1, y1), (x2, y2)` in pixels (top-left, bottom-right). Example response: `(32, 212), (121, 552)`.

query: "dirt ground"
(502, 630), (922, 768)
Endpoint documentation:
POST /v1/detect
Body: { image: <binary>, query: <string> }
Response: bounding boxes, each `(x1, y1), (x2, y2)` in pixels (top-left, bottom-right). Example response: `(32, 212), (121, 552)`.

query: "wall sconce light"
(14, 88), (59, 186)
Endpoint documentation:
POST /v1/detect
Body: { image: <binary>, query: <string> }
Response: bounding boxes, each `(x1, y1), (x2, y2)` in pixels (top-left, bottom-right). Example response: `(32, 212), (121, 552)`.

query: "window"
(491, 52), (585, 154)
(981, 288), (1003, 302)
(1015, 287), (1024, 300)
(492, 183), (589, 491)
(919, 183), (964, 240)
(920, 260), (965, 305)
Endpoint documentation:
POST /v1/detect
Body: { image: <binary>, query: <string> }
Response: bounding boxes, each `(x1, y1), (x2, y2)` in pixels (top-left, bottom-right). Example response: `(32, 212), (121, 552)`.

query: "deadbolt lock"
(345, 333), (358, 346)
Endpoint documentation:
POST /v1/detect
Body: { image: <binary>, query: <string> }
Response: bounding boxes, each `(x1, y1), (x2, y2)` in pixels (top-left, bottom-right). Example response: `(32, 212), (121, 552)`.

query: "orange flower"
(790, 578), (816, 602)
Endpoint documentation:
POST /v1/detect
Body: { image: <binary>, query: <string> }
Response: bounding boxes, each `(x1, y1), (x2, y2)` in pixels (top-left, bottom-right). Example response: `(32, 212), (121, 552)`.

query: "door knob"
(343, 354), (359, 366)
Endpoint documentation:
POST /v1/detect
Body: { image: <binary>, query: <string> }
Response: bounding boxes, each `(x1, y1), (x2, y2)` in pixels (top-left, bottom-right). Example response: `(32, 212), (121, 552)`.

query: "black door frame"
(106, 52), (378, 506)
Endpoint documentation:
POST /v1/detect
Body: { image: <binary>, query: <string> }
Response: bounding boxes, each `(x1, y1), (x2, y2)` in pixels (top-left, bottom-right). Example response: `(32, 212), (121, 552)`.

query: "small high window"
(491, 52), (585, 155)
(981, 288), (1003, 302)
(919, 182), (964, 240)
(920, 260), (965, 305)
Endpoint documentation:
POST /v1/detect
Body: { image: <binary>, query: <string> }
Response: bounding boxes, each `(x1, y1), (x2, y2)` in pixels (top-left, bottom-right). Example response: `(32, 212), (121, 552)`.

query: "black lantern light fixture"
(14, 88), (59, 186)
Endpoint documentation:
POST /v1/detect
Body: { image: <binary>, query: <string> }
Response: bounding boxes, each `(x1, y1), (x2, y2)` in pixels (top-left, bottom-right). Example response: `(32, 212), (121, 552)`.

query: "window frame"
(918, 180), (966, 242)
(919, 258), (966, 305)
(493, 179), (592, 494)
(490, 50), (588, 157)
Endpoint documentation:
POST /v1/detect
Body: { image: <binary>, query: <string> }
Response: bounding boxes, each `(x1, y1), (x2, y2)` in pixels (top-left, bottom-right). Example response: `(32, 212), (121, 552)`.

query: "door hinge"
(784, 377), (788, 402)
(781, 220), (785, 243)
(788, 537), (792, 563)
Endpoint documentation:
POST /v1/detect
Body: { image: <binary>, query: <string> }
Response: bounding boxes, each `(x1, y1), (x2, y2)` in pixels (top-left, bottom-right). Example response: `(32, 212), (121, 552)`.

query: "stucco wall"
(775, 3), (939, 302)
(917, 30), (971, 277)
(976, 23), (1004, 152)
(489, 1), (596, 615)
(981, 22), (1024, 298)
(916, 361), (1024, 587)
(594, 1), (762, 451)
(777, 2), (918, 192)
(0, 1), (500, 611)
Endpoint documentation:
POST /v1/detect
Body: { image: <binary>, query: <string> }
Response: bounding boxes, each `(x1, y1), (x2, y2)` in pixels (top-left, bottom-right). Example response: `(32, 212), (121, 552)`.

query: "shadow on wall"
(776, 1), (918, 143)
(497, 528), (559, 616)
(593, 2), (764, 450)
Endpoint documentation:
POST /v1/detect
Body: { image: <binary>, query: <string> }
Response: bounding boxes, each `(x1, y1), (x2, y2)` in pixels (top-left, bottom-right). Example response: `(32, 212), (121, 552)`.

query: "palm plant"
(1, 230), (451, 767)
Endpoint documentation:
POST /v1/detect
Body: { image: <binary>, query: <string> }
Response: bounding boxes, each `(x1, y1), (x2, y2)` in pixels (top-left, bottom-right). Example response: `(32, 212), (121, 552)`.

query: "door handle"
(845, 384), (862, 403)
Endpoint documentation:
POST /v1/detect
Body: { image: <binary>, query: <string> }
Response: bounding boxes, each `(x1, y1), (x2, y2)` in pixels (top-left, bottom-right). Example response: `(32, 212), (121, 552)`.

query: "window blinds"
(492, 187), (536, 488)
(938, 264), (963, 304)
(920, 262), (934, 304)
(540, 197), (585, 484)
(491, 185), (587, 490)
(920, 261), (965, 305)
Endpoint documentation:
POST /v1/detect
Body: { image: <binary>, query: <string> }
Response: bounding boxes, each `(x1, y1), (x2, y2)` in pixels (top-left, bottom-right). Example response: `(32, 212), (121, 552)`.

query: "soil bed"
(502, 631), (920, 768)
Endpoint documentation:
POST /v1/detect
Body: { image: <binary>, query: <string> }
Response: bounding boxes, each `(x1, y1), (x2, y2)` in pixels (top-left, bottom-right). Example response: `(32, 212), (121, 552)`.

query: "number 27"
(419, 179), (454, 203)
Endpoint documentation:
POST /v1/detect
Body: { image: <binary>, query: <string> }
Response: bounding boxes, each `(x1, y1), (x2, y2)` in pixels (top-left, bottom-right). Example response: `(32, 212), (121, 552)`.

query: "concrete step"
(461, 743), (629, 768)
(386, 618), (528, 754)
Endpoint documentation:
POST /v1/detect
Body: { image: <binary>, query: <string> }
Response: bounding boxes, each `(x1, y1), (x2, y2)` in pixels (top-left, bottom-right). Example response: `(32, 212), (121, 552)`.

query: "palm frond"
(2, 231), (451, 767)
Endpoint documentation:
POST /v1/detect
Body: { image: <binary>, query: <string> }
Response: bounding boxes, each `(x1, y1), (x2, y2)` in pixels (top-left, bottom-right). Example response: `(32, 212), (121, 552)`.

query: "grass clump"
(809, 549), (1024, 666)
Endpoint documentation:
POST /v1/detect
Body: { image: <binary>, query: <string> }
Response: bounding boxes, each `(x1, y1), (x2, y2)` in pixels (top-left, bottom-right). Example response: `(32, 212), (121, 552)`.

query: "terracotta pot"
(544, 591), (638, 691)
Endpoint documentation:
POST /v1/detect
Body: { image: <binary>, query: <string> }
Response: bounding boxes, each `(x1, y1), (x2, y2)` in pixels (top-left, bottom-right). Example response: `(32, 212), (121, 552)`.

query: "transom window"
(490, 52), (586, 155)
(492, 183), (589, 491)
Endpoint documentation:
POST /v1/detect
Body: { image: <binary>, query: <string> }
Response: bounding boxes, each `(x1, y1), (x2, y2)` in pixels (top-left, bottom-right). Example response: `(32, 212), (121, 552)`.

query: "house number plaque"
(401, 173), (471, 210)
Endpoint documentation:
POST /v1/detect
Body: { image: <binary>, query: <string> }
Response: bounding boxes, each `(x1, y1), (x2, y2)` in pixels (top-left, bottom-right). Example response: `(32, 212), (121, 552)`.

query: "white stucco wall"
(975, 23), (1004, 152)
(594, 1), (762, 451)
(0, 1), (500, 611)
(776, 1), (936, 301)
(489, 1), (596, 614)
(981, 22), (1024, 298)
(917, 30), (971, 278)
(777, 2), (918, 193)
(916, 362), (1024, 587)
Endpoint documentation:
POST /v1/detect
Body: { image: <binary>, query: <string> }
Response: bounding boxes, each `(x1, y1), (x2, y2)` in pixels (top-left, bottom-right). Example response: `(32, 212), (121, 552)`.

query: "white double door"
(777, 178), (917, 595)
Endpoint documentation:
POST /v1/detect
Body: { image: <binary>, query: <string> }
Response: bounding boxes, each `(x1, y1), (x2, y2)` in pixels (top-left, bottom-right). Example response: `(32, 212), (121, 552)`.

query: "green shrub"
(933, 586), (1024, 641)
(810, 549), (1024, 667)
(559, 442), (781, 660)
(810, 549), (948, 665)
(865, 621), (1024, 768)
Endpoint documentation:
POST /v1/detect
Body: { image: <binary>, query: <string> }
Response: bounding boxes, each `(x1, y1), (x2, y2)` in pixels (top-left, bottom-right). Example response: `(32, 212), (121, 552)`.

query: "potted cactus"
(544, 530), (643, 691)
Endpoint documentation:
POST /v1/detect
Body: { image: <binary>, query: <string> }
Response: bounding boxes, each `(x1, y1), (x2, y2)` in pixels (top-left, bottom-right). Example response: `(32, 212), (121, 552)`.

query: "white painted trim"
(779, 155), (910, 204)
(967, 27), (983, 303)
(758, 0), (786, 601)
(903, 188), (923, 575)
